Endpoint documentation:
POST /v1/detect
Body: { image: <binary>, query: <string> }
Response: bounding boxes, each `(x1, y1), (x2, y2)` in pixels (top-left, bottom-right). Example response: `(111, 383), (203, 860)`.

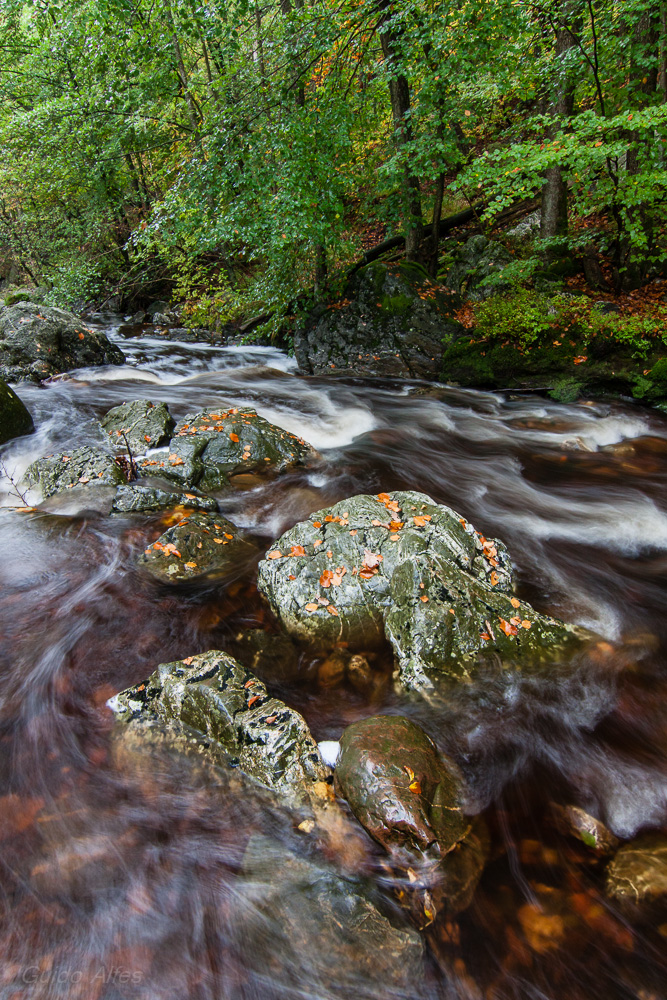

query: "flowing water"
(1, 318), (666, 999)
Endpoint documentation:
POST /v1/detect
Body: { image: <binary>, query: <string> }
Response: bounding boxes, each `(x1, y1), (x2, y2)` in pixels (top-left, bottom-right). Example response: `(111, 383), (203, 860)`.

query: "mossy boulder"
(0, 379), (34, 445)
(335, 715), (488, 917)
(294, 261), (463, 379)
(112, 650), (332, 809)
(141, 405), (314, 491)
(443, 235), (512, 302)
(0, 302), (124, 382)
(257, 490), (588, 690)
(137, 511), (256, 583)
(100, 399), (174, 453)
(25, 445), (126, 498)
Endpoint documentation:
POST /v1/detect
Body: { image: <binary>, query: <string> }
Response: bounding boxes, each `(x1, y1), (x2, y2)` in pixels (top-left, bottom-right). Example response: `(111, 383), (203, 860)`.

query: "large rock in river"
(0, 379), (34, 445)
(294, 261), (463, 379)
(257, 490), (592, 689)
(140, 405), (314, 491)
(112, 650), (332, 810)
(25, 445), (126, 497)
(0, 302), (124, 381)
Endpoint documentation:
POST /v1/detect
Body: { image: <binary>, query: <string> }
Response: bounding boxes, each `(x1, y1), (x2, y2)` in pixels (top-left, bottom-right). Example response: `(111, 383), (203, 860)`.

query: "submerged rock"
(257, 490), (588, 688)
(606, 833), (667, 908)
(141, 405), (314, 491)
(231, 627), (300, 681)
(112, 650), (332, 809)
(0, 302), (124, 381)
(0, 379), (34, 445)
(295, 261), (463, 379)
(238, 834), (425, 998)
(335, 714), (487, 916)
(100, 399), (174, 453)
(25, 445), (126, 497)
(551, 803), (620, 855)
(137, 511), (256, 582)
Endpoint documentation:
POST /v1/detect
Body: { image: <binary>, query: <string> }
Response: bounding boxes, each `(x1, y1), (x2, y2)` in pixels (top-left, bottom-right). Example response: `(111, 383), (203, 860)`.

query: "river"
(0, 317), (665, 999)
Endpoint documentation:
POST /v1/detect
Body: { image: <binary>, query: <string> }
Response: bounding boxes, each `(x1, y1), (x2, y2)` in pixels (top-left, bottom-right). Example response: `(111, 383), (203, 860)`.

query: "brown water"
(0, 319), (666, 999)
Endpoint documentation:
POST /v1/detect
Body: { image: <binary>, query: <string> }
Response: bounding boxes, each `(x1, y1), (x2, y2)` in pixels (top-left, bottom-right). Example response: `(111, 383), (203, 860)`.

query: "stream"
(0, 317), (666, 999)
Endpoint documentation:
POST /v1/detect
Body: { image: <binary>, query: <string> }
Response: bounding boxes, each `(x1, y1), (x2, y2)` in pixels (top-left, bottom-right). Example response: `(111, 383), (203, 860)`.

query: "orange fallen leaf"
(490, 571), (499, 587)
(184, 561), (198, 569)
(511, 597), (521, 608)
(521, 620), (532, 629)
(326, 605), (339, 616)
(313, 539), (323, 547)
(291, 545), (305, 557)
(247, 695), (261, 708)
(420, 595), (429, 603)
(265, 715), (278, 724)
(305, 602), (319, 611)
(267, 550), (282, 559)
(409, 779), (422, 794)
(312, 520), (322, 528)
(498, 617), (518, 637)
(320, 569), (334, 588)
(573, 356), (588, 365)
(229, 432), (240, 442)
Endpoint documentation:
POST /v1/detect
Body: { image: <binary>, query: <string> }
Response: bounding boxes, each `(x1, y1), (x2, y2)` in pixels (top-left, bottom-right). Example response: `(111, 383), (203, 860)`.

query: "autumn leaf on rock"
(229, 432), (240, 442)
(320, 569), (334, 588)
(267, 550), (282, 559)
(326, 605), (340, 616)
(305, 602), (319, 612)
(290, 544), (306, 557)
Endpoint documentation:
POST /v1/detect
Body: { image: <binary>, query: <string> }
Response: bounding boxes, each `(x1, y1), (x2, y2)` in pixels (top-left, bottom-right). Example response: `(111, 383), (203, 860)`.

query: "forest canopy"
(0, 0), (665, 318)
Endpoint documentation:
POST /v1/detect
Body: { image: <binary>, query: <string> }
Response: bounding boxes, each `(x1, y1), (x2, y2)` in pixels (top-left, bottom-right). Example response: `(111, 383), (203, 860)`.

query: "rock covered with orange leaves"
(141, 405), (316, 491)
(137, 511), (256, 583)
(257, 490), (594, 690)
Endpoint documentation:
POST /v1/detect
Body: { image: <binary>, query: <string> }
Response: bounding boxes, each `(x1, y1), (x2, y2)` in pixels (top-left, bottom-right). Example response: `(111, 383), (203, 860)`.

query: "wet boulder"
(0, 302), (124, 382)
(0, 379), (34, 445)
(256, 490), (591, 689)
(231, 627), (300, 682)
(110, 483), (217, 515)
(25, 445), (126, 498)
(141, 405), (314, 491)
(100, 399), (174, 453)
(136, 511), (256, 583)
(551, 804), (620, 855)
(237, 834), (424, 998)
(112, 650), (332, 809)
(295, 261), (463, 379)
(335, 714), (487, 917)
(606, 833), (667, 909)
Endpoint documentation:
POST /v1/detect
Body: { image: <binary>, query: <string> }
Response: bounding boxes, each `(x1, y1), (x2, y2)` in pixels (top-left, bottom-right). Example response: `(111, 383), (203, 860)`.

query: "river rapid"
(0, 318), (666, 1000)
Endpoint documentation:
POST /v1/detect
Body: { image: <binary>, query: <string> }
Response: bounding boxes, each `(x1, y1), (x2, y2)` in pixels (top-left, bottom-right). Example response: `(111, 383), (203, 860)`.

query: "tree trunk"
(541, 3), (579, 240)
(378, 5), (422, 261)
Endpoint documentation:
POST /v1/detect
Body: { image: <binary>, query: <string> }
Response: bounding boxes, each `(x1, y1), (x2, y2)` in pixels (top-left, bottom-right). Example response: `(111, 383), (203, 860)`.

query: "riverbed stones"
(26, 445), (126, 497)
(238, 834), (424, 997)
(606, 833), (667, 908)
(0, 379), (34, 445)
(294, 261), (463, 379)
(257, 490), (591, 689)
(0, 302), (124, 381)
(100, 399), (174, 453)
(335, 714), (486, 916)
(142, 405), (314, 491)
(112, 650), (332, 809)
(137, 511), (255, 582)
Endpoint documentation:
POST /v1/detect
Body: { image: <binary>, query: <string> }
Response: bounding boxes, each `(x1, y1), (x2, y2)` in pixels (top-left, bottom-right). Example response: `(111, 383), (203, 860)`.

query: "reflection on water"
(1, 321), (666, 998)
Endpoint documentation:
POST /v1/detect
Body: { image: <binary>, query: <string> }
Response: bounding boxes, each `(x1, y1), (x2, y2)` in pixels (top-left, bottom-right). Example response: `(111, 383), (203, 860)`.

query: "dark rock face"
(335, 715), (487, 917)
(100, 399), (175, 453)
(606, 833), (667, 908)
(444, 235), (512, 301)
(137, 511), (256, 583)
(110, 483), (217, 514)
(294, 262), (463, 379)
(237, 835), (425, 998)
(256, 490), (589, 689)
(25, 445), (126, 497)
(0, 380), (34, 445)
(0, 303), (124, 381)
(113, 650), (332, 809)
(142, 405), (315, 491)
